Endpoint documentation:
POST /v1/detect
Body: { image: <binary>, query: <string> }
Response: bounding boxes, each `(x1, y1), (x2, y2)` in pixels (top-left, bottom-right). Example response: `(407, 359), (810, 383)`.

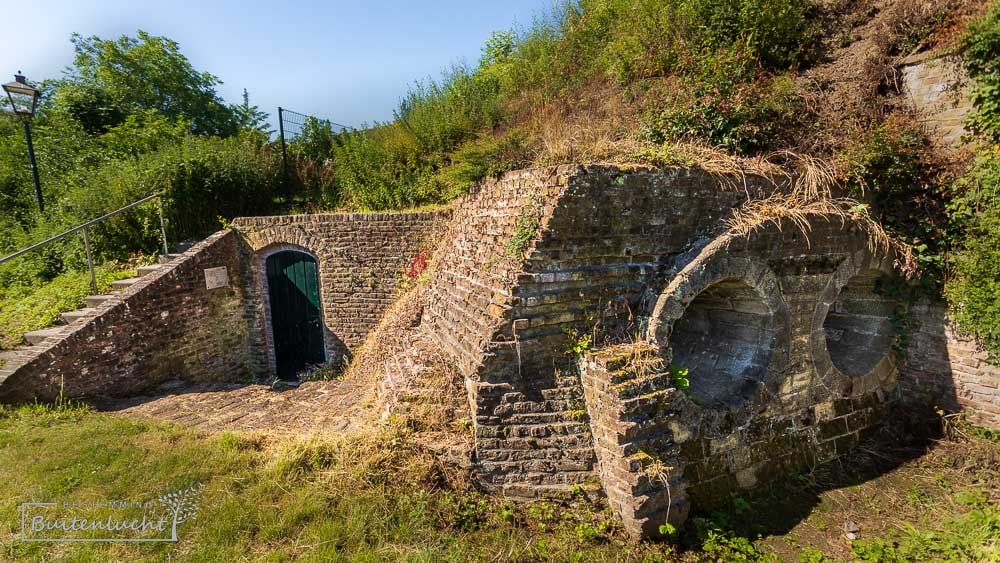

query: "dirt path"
(98, 379), (379, 435)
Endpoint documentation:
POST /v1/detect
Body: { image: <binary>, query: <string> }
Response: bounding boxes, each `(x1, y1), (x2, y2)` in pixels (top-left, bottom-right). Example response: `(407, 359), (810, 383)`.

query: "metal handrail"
(0, 192), (169, 293)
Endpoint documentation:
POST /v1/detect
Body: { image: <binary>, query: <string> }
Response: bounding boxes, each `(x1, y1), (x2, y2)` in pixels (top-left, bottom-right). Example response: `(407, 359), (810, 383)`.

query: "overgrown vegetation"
(0, 31), (289, 341)
(309, 0), (825, 211)
(6, 0), (992, 352)
(945, 5), (1000, 358)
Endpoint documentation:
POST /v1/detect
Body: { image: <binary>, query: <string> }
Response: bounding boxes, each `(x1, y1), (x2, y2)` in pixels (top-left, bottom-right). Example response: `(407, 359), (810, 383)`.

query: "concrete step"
(157, 254), (182, 265)
(137, 264), (163, 278)
(24, 328), (64, 346)
(86, 294), (114, 308)
(59, 308), (96, 325)
(0, 350), (23, 374)
(137, 264), (163, 277)
(110, 277), (140, 291)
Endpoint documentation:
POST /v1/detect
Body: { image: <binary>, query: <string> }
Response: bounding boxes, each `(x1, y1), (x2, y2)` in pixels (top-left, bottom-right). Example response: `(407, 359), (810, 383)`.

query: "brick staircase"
(0, 253), (182, 383)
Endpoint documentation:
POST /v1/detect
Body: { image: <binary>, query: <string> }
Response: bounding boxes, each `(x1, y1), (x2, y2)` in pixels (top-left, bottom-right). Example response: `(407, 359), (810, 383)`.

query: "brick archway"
(256, 243), (338, 379)
(647, 244), (788, 413)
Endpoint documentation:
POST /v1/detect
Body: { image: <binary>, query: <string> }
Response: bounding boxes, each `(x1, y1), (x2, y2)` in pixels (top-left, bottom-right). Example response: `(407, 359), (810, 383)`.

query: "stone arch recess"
(647, 248), (788, 412)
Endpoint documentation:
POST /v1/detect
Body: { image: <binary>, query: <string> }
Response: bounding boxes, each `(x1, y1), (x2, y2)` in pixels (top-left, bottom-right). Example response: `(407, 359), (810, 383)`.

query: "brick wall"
(900, 300), (1000, 428)
(0, 230), (249, 402)
(414, 164), (924, 537)
(420, 165), (780, 498)
(478, 167), (778, 498)
(233, 210), (449, 378)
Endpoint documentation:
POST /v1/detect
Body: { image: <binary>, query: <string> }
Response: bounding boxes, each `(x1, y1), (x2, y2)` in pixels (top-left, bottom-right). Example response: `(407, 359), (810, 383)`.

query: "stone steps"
(137, 264), (163, 276)
(110, 277), (141, 291)
(0, 350), (34, 377)
(59, 308), (96, 325)
(18, 254), (181, 351)
(24, 327), (65, 346)
(158, 253), (182, 265)
(85, 294), (114, 308)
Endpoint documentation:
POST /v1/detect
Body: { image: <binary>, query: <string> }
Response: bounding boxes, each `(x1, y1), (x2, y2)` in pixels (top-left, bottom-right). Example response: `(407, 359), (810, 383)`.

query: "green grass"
(851, 494), (1000, 562)
(0, 265), (139, 350)
(0, 404), (668, 561)
(0, 404), (997, 561)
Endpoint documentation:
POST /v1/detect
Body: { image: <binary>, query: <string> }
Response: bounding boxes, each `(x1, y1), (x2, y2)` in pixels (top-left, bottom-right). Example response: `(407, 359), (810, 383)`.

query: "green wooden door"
(266, 251), (325, 380)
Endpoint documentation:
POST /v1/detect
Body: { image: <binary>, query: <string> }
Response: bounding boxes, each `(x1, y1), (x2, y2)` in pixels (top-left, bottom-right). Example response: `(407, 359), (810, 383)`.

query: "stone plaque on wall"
(205, 266), (229, 289)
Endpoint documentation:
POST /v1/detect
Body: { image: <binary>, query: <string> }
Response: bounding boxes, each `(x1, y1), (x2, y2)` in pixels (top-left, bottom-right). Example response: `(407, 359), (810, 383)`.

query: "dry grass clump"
(527, 81), (644, 165)
(724, 193), (917, 277)
(776, 151), (840, 200)
(344, 281), (429, 388)
(629, 142), (842, 202)
(342, 257), (467, 441)
(262, 422), (464, 490)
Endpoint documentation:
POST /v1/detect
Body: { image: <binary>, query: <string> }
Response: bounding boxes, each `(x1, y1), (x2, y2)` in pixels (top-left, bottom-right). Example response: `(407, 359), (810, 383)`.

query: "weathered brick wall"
(480, 167), (778, 497)
(900, 300), (1000, 428)
(419, 168), (582, 382)
(233, 211), (449, 378)
(417, 164), (927, 535)
(901, 53), (972, 147)
(0, 230), (249, 402)
(579, 345), (691, 540)
(421, 165), (778, 497)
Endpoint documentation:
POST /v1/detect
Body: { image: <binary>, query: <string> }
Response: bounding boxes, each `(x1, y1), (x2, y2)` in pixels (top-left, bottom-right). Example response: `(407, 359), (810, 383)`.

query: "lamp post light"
(3, 72), (44, 213)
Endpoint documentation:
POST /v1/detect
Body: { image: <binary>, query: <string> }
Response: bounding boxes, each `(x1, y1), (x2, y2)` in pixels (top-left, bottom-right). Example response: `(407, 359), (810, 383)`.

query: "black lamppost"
(3, 72), (43, 213)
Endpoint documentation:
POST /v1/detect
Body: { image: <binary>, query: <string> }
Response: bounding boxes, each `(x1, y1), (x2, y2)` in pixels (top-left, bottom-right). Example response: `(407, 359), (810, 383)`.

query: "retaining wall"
(0, 230), (249, 402)
(901, 300), (1000, 428)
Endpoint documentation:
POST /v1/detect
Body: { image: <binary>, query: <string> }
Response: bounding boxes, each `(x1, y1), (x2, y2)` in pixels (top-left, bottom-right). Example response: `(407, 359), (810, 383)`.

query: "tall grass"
(324, 0), (820, 209)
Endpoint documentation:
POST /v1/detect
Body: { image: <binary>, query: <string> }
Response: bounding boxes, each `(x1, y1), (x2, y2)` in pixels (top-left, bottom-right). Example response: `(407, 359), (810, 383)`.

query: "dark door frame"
(259, 245), (328, 380)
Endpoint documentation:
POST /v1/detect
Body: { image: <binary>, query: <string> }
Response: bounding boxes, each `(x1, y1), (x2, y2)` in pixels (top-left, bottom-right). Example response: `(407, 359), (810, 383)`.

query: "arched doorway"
(266, 250), (325, 380)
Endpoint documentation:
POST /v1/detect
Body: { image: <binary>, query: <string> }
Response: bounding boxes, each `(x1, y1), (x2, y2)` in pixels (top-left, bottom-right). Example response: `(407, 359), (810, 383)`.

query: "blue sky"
(1, 0), (553, 128)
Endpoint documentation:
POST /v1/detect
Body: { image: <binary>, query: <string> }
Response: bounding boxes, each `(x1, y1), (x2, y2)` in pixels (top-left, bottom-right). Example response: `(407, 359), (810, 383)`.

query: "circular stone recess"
(669, 279), (775, 409)
(822, 269), (896, 377)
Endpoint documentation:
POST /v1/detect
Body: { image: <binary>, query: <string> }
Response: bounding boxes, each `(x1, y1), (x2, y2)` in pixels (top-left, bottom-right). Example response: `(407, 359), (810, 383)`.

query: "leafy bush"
(841, 117), (946, 283)
(943, 7), (1000, 359)
(329, 124), (432, 211)
(509, 0), (817, 90)
(641, 54), (801, 153)
(962, 3), (1000, 142)
(61, 132), (277, 252)
(945, 151), (1000, 359)
(429, 132), (532, 200)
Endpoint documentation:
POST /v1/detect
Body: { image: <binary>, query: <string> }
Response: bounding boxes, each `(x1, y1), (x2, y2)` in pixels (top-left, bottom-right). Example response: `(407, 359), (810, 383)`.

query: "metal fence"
(276, 107), (351, 196)
(276, 107), (350, 142)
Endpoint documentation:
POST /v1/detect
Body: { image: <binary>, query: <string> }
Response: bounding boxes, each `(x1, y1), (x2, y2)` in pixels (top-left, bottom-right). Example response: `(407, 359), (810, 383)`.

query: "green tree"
(295, 117), (335, 160)
(56, 31), (237, 136)
(233, 89), (272, 135)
